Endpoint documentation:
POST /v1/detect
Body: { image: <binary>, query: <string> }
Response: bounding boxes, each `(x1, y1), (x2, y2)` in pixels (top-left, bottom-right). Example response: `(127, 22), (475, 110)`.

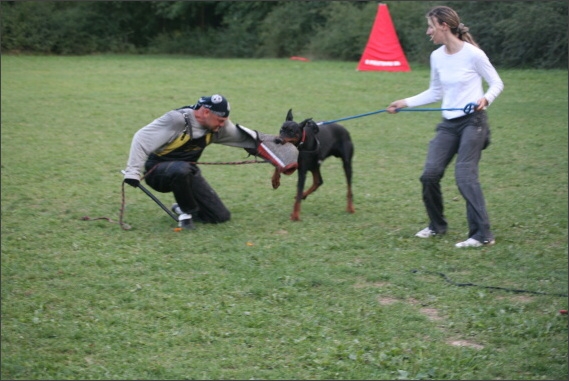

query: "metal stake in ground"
(121, 170), (178, 222)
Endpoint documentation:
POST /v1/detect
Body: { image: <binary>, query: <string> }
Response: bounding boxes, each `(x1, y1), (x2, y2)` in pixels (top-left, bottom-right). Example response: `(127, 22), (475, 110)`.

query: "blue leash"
(317, 102), (478, 126)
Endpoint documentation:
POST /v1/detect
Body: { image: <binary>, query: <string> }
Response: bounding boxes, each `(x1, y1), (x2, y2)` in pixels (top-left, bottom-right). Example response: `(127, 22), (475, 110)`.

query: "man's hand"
(123, 178), (140, 188)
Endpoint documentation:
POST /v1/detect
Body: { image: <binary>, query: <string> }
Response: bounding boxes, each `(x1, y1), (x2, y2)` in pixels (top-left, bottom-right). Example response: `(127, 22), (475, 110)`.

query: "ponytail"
(455, 22), (479, 48)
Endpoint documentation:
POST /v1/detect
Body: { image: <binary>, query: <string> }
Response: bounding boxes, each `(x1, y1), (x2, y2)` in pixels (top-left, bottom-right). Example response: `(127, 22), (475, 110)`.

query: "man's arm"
(213, 121), (299, 176)
(213, 120), (258, 149)
(123, 111), (183, 181)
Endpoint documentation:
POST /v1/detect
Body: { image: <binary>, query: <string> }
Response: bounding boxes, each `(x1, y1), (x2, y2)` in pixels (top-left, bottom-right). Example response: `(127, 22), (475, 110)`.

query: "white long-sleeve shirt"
(405, 42), (504, 119)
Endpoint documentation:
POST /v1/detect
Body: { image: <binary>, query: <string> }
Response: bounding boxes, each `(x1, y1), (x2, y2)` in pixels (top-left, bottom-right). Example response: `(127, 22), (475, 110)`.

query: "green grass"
(1, 55), (567, 380)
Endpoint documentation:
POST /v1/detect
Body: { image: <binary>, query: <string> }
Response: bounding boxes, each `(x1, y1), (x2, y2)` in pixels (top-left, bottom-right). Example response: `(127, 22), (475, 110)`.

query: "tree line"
(1, 1), (567, 69)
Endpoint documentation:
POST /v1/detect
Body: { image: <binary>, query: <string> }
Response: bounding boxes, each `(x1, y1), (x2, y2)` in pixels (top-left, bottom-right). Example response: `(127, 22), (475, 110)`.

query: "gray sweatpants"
(420, 111), (494, 243)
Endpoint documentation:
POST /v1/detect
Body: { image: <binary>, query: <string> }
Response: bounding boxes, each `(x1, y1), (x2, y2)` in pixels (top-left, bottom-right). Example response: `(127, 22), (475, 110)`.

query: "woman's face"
(426, 17), (445, 44)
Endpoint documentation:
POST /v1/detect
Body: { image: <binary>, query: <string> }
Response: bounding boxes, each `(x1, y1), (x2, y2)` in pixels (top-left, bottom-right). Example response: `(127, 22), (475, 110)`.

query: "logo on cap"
(197, 94), (230, 117)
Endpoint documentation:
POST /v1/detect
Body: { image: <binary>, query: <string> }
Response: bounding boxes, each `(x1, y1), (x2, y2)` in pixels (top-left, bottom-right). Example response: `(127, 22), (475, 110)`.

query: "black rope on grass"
(411, 269), (568, 297)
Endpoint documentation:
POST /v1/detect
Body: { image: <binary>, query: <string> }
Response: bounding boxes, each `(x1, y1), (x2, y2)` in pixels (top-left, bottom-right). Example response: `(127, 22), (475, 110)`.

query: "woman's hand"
(476, 97), (489, 111)
(387, 100), (407, 114)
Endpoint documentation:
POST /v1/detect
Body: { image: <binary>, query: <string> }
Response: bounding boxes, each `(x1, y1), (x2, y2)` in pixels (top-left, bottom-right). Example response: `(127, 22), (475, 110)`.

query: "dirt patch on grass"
(377, 296), (485, 350)
(354, 281), (390, 289)
(406, 299), (444, 321)
(420, 307), (443, 321)
(378, 296), (399, 305)
(447, 339), (484, 350)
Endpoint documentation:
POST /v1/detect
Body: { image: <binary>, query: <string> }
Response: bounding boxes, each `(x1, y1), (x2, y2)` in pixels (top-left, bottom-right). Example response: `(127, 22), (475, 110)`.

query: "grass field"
(1, 55), (567, 380)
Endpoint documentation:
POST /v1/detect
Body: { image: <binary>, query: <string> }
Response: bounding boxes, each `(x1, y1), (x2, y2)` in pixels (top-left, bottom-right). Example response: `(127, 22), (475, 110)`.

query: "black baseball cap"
(197, 94), (230, 117)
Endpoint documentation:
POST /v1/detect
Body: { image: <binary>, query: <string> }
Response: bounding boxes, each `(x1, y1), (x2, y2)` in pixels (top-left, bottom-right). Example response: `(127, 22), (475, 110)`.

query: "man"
(123, 94), (290, 230)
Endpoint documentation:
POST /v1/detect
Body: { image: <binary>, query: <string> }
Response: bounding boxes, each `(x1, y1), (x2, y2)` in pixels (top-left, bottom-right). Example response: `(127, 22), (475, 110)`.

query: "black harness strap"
(179, 111), (193, 140)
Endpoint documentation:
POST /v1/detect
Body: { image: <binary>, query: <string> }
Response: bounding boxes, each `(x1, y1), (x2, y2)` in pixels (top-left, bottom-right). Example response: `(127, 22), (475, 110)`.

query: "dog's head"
(275, 109), (318, 146)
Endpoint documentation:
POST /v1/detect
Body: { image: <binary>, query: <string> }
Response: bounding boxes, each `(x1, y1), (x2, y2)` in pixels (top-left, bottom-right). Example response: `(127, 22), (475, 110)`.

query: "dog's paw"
(271, 173), (281, 189)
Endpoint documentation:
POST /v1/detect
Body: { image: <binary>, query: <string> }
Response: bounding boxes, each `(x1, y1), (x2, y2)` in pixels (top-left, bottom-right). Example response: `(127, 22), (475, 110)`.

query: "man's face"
(204, 109), (227, 132)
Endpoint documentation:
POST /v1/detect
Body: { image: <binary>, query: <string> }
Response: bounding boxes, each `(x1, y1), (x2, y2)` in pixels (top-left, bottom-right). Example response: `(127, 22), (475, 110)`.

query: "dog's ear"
(299, 118), (319, 134)
(308, 119), (319, 134)
(286, 109), (293, 122)
(298, 118), (312, 129)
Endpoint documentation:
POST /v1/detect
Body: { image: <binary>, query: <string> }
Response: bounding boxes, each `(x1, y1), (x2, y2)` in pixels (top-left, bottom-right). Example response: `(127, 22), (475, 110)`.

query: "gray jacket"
(123, 108), (258, 182)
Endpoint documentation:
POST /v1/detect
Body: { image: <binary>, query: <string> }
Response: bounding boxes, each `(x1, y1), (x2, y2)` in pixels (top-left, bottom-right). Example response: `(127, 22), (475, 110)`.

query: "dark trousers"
(144, 161), (230, 223)
(420, 111), (494, 243)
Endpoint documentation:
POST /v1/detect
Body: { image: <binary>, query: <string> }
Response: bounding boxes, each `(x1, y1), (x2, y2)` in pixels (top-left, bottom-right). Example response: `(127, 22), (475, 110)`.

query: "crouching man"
(123, 94), (296, 230)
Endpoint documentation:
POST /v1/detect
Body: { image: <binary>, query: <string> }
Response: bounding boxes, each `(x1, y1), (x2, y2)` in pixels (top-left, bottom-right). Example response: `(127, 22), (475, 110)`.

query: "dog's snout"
(274, 137), (284, 145)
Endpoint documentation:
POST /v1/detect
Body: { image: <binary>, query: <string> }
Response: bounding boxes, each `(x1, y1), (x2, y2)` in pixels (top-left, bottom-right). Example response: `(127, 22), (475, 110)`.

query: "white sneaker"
(178, 213), (195, 230)
(415, 227), (437, 238)
(455, 238), (495, 248)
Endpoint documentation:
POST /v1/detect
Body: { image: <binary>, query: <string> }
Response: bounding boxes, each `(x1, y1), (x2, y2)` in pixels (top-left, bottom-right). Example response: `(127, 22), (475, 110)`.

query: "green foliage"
(446, 1), (568, 68)
(494, 2), (568, 68)
(0, 2), (124, 54)
(1, 55), (567, 380)
(1, 1), (567, 68)
(0, 2), (61, 53)
(256, 2), (329, 58)
(308, 2), (378, 61)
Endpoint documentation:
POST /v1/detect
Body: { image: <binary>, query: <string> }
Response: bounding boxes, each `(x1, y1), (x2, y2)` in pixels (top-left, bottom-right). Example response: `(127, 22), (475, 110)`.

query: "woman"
(387, 5), (504, 248)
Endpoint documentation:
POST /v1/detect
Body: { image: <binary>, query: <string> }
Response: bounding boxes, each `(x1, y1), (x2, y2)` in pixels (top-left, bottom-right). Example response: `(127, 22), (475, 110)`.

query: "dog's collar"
(298, 129), (320, 154)
(298, 129), (307, 148)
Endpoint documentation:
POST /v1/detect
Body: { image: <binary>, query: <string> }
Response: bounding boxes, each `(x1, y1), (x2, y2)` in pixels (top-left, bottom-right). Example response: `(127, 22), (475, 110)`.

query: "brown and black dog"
(272, 109), (355, 221)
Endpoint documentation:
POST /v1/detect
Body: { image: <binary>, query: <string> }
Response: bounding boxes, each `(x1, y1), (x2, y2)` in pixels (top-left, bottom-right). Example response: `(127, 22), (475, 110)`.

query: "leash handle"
(397, 102), (478, 114)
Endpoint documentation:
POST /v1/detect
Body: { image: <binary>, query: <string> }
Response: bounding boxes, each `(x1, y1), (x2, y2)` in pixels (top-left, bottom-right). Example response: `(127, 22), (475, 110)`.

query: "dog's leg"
(346, 184), (355, 214)
(271, 168), (281, 189)
(302, 169), (323, 199)
(291, 169), (308, 221)
(342, 142), (355, 214)
(291, 198), (302, 221)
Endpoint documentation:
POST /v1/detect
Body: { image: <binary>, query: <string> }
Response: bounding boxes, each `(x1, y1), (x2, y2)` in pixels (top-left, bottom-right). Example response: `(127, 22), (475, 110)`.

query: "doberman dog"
(272, 109), (355, 221)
